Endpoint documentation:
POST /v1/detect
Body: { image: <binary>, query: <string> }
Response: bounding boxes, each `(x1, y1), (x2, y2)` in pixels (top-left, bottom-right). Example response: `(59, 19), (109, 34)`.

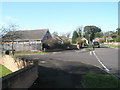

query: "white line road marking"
(92, 51), (110, 72)
(90, 51), (92, 55)
(40, 61), (46, 64)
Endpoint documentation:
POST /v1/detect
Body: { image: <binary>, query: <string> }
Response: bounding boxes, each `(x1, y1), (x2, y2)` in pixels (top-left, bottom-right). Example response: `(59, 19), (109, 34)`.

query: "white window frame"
(29, 40), (36, 44)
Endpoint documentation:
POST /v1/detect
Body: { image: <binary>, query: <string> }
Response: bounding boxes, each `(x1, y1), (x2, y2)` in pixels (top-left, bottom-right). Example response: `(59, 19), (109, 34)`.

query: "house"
(1, 29), (52, 51)
(105, 36), (113, 42)
(81, 38), (89, 44)
(93, 38), (105, 43)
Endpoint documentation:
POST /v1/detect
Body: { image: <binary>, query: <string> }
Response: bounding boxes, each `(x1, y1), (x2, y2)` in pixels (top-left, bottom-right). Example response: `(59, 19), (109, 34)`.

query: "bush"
(116, 36), (120, 42)
(76, 37), (82, 44)
(61, 41), (71, 49)
(43, 38), (62, 49)
(109, 40), (115, 42)
(42, 43), (49, 49)
(44, 38), (71, 49)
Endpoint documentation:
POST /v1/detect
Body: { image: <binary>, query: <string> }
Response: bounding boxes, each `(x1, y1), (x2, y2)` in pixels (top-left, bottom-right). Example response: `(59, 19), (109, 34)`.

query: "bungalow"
(93, 38), (105, 43)
(1, 29), (52, 51)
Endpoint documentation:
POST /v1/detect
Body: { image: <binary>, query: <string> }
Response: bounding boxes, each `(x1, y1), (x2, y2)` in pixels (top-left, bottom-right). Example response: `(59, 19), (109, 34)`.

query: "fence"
(0, 43), (42, 51)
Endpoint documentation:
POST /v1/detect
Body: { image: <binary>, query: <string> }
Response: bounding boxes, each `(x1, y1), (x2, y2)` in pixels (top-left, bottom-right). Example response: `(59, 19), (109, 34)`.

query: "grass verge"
(0, 64), (12, 77)
(83, 72), (120, 88)
(10, 52), (48, 55)
(103, 44), (120, 48)
(85, 45), (94, 50)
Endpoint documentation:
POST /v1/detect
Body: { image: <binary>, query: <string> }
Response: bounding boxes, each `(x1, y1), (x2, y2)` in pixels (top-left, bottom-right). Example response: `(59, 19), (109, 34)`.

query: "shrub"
(109, 40), (115, 42)
(44, 38), (71, 49)
(61, 40), (71, 49)
(43, 38), (62, 49)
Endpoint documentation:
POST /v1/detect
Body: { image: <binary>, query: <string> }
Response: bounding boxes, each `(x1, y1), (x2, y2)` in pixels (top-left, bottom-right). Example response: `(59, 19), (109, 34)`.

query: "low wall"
(0, 55), (34, 72)
(1, 65), (38, 88)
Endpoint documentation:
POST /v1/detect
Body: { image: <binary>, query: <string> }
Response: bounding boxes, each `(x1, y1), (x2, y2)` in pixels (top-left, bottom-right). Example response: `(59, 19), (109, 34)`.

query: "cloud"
(5, 16), (19, 22)
(0, 22), (5, 25)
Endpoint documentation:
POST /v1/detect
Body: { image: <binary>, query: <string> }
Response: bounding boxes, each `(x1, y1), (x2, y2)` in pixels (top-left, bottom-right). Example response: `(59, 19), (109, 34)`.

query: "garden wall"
(1, 65), (38, 88)
(0, 55), (33, 72)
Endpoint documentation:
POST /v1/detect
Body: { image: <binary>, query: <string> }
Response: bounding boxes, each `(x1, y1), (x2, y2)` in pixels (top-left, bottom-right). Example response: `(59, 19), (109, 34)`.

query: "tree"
(84, 25), (102, 43)
(52, 32), (58, 38)
(0, 27), (9, 56)
(1, 24), (21, 55)
(83, 32), (89, 40)
(77, 28), (82, 38)
(116, 28), (120, 42)
(95, 32), (103, 38)
(72, 31), (79, 44)
(61, 32), (71, 40)
(66, 32), (71, 40)
(116, 28), (120, 35)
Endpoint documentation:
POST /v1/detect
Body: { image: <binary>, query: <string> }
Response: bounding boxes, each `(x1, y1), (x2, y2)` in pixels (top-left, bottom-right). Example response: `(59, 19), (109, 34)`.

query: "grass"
(85, 45), (94, 50)
(83, 72), (120, 88)
(101, 43), (120, 48)
(10, 52), (48, 55)
(0, 64), (12, 77)
(104, 44), (120, 48)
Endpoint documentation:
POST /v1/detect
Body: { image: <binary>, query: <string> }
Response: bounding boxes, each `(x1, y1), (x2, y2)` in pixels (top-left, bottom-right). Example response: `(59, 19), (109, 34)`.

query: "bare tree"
(0, 27), (8, 56)
(1, 24), (21, 55)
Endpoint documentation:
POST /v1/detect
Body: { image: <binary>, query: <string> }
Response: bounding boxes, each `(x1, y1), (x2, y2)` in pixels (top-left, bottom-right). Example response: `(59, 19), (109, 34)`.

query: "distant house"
(2, 29), (52, 51)
(93, 38), (105, 43)
(53, 36), (64, 44)
(105, 36), (113, 42)
(81, 38), (88, 44)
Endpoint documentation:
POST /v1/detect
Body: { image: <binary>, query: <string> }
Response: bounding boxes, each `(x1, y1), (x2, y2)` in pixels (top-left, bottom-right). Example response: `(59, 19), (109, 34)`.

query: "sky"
(0, 1), (118, 36)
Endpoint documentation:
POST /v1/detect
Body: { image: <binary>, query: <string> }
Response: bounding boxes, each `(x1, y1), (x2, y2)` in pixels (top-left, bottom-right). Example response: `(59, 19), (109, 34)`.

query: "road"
(17, 45), (119, 76)
(16, 45), (119, 88)
(93, 45), (119, 74)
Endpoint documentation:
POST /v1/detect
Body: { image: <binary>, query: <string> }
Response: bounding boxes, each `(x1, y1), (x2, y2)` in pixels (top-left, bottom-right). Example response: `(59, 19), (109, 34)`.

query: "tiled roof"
(5, 29), (49, 40)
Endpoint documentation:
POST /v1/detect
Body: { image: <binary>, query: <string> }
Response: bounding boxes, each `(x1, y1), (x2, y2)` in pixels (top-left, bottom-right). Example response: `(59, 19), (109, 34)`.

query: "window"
(18, 41), (24, 44)
(29, 40), (36, 44)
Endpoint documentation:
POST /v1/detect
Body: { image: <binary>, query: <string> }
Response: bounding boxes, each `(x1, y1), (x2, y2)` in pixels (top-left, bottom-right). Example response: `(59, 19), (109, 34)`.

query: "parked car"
(92, 41), (100, 48)
(83, 43), (88, 47)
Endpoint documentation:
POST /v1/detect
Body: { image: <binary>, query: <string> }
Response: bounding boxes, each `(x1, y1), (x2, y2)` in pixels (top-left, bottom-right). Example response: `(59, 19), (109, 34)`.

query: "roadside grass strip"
(83, 72), (120, 88)
(102, 44), (120, 48)
(10, 52), (48, 55)
(0, 64), (12, 77)
(85, 45), (93, 50)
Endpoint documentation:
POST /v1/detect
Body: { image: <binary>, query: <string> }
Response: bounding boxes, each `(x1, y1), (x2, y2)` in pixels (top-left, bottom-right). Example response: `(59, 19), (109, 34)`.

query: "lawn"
(0, 64), (12, 77)
(83, 72), (120, 88)
(104, 44), (120, 48)
(10, 52), (48, 55)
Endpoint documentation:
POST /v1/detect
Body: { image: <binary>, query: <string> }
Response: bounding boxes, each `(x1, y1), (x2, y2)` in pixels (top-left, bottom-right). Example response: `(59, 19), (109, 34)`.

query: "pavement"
(29, 58), (107, 88)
